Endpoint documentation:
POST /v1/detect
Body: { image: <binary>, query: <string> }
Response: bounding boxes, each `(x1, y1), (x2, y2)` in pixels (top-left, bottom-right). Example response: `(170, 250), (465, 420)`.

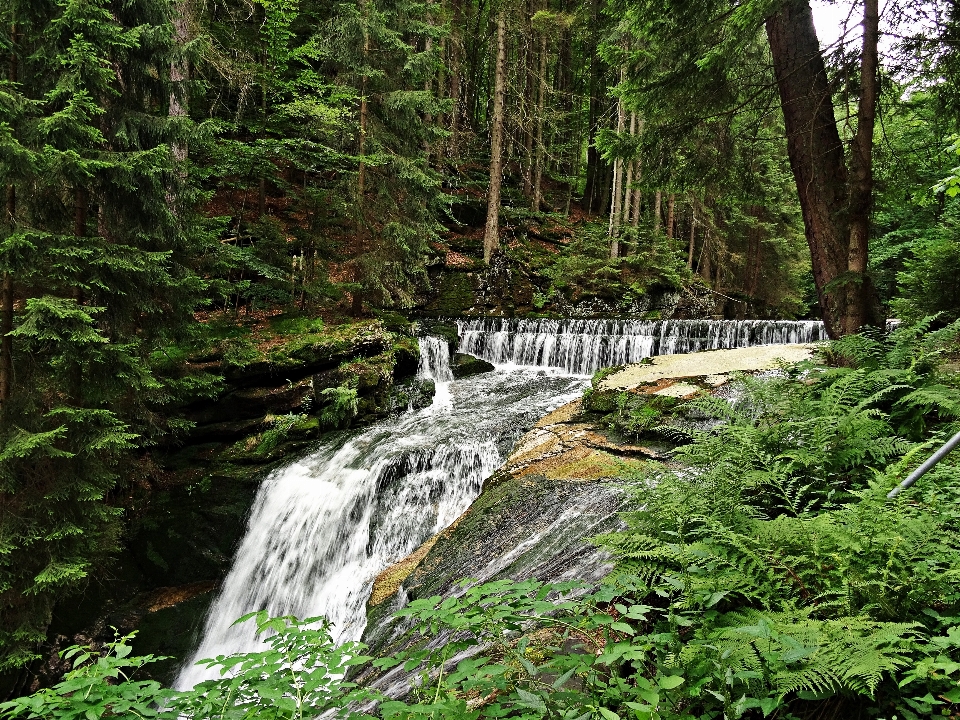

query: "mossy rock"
(581, 387), (621, 414)
(422, 323), (459, 353)
(427, 272), (476, 316)
(451, 353), (494, 379)
(392, 336), (420, 379)
(389, 378), (435, 412)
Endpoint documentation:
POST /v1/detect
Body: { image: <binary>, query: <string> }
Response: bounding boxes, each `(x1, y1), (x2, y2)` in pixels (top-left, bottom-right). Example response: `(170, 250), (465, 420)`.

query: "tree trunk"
(652, 189), (661, 234)
(483, 10), (508, 264)
(532, 29), (548, 212)
(1, 26), (17, 409)
(620, 113), (636, 228)
(608, 68), (626, 252)
(687, 202), (696, 270)
(845, 0), (880, 332)
(424, 33), (434, 158)
(522, 1), (534, 199)
(582, 0), (602, 212)
(448, 0), (463, 153)
(358, 16), (370, 205)
(170, 10), (188, 164)
(665, 193), (675, 239)
(699, 230), (711, 284)
(259, 48), (268, 217)
(765, 0), (880, 336)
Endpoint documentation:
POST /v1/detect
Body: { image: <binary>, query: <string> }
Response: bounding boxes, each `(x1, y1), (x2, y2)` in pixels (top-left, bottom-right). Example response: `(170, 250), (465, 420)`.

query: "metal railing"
(887, 430), (960, 499)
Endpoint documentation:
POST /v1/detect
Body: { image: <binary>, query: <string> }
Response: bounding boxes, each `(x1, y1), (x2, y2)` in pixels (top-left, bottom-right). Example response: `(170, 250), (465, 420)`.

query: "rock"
(186, 380), (313, 426)
(451, 353), (494, 378)
(354, 396), (651, 696)
(389, 378), (436, 412)
(600, 343), (817, 390)
(189, 417), (264, 442)
(356, 472), (628, 696)
(392, 337), (420, 380)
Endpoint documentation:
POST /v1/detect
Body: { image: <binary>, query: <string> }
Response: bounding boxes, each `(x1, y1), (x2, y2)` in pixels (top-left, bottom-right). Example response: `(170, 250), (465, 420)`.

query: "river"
(175, 318), (826, 689)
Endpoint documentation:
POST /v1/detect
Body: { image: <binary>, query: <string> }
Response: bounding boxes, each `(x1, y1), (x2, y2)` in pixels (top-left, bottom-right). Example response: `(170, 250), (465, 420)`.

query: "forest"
(2, 0), (960, 717)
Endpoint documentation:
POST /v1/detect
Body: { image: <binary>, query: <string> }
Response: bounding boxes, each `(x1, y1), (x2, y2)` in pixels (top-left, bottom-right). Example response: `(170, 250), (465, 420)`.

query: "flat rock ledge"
(600, 343), (817, 391)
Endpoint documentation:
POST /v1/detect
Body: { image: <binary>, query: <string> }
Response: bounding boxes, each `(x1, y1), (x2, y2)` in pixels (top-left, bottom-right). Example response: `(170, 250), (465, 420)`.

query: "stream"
(175, 318), (827, 689)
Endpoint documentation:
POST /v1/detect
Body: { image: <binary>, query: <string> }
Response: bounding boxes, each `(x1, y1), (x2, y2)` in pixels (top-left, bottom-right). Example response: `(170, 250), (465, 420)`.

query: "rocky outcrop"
(42, 319), (427, 689)
(354, 396), (648, 695)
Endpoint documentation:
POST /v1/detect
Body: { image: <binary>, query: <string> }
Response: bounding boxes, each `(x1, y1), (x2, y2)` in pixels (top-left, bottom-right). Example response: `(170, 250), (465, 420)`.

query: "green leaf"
(658, 675), (684, 689)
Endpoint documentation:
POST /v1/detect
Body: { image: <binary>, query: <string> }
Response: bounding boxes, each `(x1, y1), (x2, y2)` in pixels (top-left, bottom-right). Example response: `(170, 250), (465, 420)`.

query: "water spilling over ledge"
(458, 318), (827, 374)
(176, 318), (825, 689)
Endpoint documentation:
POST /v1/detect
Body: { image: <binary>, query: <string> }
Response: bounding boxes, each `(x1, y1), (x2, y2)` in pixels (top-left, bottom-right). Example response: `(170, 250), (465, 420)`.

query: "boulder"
(451, 353), (494, 379)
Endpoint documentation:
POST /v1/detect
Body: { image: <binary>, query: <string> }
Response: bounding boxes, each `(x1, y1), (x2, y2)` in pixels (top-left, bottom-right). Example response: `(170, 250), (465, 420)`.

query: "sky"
(811, 0), (862, 50)
(810, 0), (936, 54)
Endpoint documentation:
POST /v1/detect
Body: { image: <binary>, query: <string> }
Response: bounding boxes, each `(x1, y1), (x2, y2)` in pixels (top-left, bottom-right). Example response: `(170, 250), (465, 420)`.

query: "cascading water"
(175, 337), (587, 689)
(177, 318), (826, 689)
(458, 318), (827, 375)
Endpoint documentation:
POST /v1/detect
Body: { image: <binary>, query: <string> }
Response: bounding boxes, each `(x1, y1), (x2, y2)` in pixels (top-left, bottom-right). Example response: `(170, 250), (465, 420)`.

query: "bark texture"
(765, 0), (880, 337)
(483, 11), (508, 264)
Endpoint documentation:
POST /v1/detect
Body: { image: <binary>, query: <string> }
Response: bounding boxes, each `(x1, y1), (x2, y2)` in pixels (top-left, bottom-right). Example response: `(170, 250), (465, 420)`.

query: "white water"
(176, 339), (586, 689)
(458, 318), (827, 375)
(176, 318), (826, 689)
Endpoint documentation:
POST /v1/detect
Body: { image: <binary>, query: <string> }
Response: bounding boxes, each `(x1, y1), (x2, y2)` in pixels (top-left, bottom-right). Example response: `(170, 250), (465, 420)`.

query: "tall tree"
(611, 0), (887, 335)
(483, 7), (507, 264)
(765, 0), (881, 336)
(0, 0), (201, 669)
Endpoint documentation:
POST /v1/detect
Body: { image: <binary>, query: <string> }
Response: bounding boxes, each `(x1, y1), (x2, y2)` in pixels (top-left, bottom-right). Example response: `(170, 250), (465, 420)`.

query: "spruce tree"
(0, 0), (199, 669)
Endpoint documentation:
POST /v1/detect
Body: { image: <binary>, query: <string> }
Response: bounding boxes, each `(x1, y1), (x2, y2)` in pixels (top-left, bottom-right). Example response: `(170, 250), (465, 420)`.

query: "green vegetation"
(3, 0), (960, 698)
(4, 322), (960, 718)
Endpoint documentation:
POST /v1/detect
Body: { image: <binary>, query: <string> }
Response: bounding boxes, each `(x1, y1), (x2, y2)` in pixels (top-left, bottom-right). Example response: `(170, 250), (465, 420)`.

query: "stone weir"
(457, 317), (827, 375)
(354, 342), (820, 698)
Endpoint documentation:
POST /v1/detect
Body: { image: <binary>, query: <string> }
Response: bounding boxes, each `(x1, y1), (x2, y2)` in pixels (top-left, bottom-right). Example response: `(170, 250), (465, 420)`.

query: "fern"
(595, 322), (960, 718)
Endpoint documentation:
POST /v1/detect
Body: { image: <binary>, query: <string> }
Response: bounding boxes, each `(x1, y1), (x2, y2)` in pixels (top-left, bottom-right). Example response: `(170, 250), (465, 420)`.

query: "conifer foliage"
(0, 0), (199, 669)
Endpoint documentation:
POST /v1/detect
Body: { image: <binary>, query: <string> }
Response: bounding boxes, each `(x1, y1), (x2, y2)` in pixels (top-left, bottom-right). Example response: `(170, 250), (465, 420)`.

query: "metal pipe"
(887, 429), (960, 499)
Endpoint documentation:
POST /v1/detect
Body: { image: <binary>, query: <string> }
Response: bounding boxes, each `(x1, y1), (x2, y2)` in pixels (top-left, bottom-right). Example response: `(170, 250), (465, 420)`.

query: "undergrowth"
(4, 320), (960, 720)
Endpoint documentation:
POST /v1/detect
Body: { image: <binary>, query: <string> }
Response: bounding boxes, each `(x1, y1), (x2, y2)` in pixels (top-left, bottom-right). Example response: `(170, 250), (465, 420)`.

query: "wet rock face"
(451, 353), (494, 379)
(389, 378), (436, 412)
(354, 396), (649, 696)
(356, 472), (628, 696)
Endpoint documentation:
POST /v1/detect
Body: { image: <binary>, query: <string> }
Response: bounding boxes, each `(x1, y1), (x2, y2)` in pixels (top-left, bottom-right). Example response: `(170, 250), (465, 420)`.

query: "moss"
(267, 314), (326, 335)
(368, 532), (442, 607)
(428, 272), (476, 315)
(374, 310), (414, 334)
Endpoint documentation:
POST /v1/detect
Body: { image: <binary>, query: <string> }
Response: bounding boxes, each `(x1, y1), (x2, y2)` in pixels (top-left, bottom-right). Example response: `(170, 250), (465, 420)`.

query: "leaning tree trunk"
(484, 10), (508, 264)
(765, 0), (880, 337)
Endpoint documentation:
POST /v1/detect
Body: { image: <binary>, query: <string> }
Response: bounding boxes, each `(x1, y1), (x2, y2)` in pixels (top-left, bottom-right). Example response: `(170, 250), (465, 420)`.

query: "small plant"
(318, 385), (359, 427)
(257, 413), (304, 454)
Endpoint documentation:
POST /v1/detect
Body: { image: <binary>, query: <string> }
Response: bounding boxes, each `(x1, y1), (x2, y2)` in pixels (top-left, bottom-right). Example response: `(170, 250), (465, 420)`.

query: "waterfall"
(416, 335), (454, 383)
(416, 334), (453, 410)
(176, 337), (586, 689)
(458, 318), (827, 375)
(177, 321), (821, 689)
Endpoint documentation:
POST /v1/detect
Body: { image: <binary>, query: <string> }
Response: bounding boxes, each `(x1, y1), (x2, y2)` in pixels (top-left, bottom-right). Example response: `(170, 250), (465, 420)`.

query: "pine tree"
(0, 0), (200, 669)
